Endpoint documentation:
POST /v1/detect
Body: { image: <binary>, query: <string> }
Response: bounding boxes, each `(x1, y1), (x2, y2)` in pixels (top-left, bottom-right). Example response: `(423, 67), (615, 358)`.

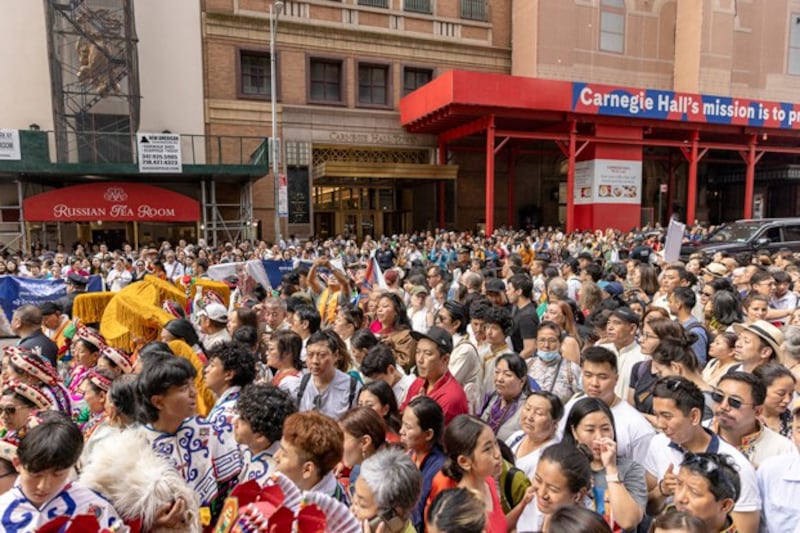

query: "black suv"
(680, 218), (800, 260)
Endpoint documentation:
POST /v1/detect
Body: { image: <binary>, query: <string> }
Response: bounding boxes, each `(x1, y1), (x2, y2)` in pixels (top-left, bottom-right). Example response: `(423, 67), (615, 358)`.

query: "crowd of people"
(0, 223), (798, 533)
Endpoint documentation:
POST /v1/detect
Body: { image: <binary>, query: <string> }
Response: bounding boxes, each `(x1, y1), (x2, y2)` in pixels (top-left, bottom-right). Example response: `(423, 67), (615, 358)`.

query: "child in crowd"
(234, 383), (297, 485)
(275, 410), (350, 505)
(0, 412), (125, 530)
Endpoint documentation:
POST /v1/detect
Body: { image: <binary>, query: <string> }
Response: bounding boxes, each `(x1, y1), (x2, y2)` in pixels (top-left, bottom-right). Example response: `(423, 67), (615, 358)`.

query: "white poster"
(0, 129), (21, 160)
(663, 219), (686, 263)
(137, 133), (182, 173)
(573, 160), (594, 205)
(594, 159), (642, 204)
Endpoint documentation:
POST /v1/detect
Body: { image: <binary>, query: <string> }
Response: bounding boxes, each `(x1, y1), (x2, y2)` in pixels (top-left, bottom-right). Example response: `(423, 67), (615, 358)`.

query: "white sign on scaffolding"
(137, 133), (182, 173)
(0, 130), (21, 160)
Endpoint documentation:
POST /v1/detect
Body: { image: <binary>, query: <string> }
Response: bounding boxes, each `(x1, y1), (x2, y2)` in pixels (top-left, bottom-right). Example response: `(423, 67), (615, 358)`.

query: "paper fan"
(264, 472), (303, 512)
(299, 491), (361, 533)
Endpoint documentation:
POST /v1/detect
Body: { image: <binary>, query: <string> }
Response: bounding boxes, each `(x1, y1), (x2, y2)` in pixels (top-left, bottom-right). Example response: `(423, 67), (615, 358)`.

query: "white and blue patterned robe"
(141, 415), (241, 508)
(0, 481), (125, 532)
(238, 441), (279, 486)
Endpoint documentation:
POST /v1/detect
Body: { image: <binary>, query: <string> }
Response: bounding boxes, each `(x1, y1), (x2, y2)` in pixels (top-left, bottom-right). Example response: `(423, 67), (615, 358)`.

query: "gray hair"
(782, 325), (800, 361)
(358, 448), (422, 518)
(548, 278), (568, 300)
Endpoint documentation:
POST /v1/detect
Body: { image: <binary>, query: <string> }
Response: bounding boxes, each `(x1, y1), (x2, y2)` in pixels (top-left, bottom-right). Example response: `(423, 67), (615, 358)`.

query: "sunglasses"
(710, 390), (753, 410)
(662, 377), (687, 392)
(682, 453), (738, 498)
(0, 406), (17, 416)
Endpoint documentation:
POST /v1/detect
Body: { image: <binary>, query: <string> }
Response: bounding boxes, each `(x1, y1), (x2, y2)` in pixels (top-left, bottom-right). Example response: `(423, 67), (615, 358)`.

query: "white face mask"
(537, 350), (560, 363)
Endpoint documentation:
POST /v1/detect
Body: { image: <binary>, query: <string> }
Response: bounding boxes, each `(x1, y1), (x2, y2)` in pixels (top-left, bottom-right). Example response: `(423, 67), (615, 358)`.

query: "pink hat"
(3, 379), (52, 411)
(99, 346), (133, 374)
(76, 325), (106, 351)
(5, 347), (59, 387)
(86, 369), (113, 393)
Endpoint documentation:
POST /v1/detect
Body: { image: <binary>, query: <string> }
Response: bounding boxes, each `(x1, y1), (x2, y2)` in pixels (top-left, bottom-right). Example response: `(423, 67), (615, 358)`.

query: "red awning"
(23, 182), (200, 222)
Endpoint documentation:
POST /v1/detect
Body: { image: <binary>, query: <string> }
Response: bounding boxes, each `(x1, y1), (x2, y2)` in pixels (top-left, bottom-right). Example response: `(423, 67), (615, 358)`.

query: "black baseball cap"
(485, 278), (506, 293)
(410, 326), (453, 354)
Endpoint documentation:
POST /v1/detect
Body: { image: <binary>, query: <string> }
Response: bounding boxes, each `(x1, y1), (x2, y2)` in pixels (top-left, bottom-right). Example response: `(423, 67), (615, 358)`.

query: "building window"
(403, 67), (433, 96)
(599, 0), (625, 53)
(460, 0), (486, 21)
(404, 0), (431, 14)
(309, 58), (344, 103)
(790, 14), (800, 74)
(239, 51), (272, 98)
(358, 0), (388, 7)
(358, 63), (390, 106)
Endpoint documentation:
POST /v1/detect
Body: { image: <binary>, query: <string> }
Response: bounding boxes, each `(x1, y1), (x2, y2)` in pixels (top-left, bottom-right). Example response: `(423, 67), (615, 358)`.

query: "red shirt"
(401, 371), (469, 425)
(426, 473), (507, 533)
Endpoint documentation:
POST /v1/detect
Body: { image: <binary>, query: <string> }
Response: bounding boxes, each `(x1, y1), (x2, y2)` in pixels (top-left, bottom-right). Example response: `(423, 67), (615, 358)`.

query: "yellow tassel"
(177, 278), (232, 309)
(168, 339), (215, 417)
(143, 275), (187, 308)
(100, 282), (175, 352)
(72, 292), (115, 324)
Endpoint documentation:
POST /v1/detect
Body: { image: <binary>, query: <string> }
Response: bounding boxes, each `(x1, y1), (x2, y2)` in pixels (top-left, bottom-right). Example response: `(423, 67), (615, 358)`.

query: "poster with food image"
(573, 160), (594, 205)
(593, 159), (642, 204)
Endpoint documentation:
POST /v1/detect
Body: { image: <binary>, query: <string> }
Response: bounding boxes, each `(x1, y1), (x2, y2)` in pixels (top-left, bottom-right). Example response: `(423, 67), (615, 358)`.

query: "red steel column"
(507, 148), (516, 228)
(485, 116), (496, 236)
(667, 154), (675, 224)
(566, 120), (577, 233)
(686, 130), (699, 225)
(438, 143), (446, 229)
(743, 135), (756, 219)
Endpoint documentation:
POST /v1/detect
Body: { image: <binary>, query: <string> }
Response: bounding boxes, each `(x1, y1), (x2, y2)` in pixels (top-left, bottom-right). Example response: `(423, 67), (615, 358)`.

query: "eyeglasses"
(662, 377), (687, 392)
(682, 453), (738, 499)
(0, 406), (16, 416)
(710, 390), (753, 410)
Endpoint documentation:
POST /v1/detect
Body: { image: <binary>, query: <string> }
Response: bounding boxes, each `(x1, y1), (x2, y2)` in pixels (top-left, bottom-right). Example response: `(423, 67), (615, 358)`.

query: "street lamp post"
(270, 1), (284, 243)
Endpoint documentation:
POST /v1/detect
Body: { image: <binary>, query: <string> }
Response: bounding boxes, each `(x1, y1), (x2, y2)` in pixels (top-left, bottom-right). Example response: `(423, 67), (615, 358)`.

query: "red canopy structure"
(400, 70), (800, 233)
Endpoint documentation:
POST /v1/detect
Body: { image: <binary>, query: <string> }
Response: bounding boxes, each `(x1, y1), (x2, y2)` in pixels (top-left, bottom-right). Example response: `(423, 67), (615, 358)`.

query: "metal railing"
(404, 0), (432, 14)
(9, 130), (269, 169)
(358, 0), (388, 7)
(460, 0), (487, 21)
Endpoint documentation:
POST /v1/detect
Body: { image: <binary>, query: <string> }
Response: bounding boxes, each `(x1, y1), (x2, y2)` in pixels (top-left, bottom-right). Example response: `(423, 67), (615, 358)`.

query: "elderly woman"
(350, 447), (422, 533)
(527, 321), (582, 405)
(479, 353), (535, 442)
(505, 391), (563, 477)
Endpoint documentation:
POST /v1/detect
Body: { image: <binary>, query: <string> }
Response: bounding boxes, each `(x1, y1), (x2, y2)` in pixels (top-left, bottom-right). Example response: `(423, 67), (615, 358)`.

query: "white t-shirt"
(596, 341), (647, 398)
(558, 395), (655, 466)
(506, 431), (558, 478)
(642, 430), (761, 513)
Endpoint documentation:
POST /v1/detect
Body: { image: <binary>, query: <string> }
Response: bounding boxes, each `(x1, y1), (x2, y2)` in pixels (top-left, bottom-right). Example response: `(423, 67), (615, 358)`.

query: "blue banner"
(0, 275), (103, 321)
(262, 260), (295, 290)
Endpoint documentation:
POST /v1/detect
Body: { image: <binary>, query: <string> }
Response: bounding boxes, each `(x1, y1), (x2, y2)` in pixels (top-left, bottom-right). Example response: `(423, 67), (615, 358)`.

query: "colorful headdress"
(76, 325), (106, 351)
(5, 347), (60, 387)
(161, 299), (186, 320)
(99, 346), (133, 374)
(0, 436), (17, 464)
(3, 379), (53, 410)
(86, 369), (113, 393)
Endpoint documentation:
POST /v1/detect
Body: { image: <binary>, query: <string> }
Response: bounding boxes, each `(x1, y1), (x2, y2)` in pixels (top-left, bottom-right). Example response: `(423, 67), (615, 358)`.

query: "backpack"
(297, 372), (358, 408)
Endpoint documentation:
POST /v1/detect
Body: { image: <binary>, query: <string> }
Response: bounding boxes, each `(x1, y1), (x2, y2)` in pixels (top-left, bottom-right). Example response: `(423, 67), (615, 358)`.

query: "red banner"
(23, 182), (200, 222)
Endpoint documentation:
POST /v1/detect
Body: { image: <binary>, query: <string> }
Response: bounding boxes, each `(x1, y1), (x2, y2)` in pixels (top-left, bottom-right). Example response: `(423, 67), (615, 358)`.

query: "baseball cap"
(610, 306), (640, 325)
(485, 278), (506, 293)
(410, 326), (453, 354)
(198, 302), (229, 323)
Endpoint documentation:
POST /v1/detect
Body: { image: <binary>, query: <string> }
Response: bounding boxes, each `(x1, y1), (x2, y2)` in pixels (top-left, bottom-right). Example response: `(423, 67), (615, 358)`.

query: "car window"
(707, 223), (762, 243)
(762, 227), (782, 243)
(783, 225), (800, 242)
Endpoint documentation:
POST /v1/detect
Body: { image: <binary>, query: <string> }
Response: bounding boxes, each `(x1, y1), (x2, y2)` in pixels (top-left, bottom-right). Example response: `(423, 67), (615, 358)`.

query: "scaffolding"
(45, 0), (141, 164)
(200, 179), (256, 246)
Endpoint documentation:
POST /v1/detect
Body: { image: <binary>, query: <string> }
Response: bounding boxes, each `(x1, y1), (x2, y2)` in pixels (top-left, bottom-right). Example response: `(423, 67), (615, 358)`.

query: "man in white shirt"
(163, 251), (185, 282)
(558, 346), (655, 466)
(360, 343), (416, 407)
(758, 397), (800, 533)
(708, 372), (795, 469)
(643, 376), (761, 533)
(597, 307), (646, 398)
(105, 258), (132, 292)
